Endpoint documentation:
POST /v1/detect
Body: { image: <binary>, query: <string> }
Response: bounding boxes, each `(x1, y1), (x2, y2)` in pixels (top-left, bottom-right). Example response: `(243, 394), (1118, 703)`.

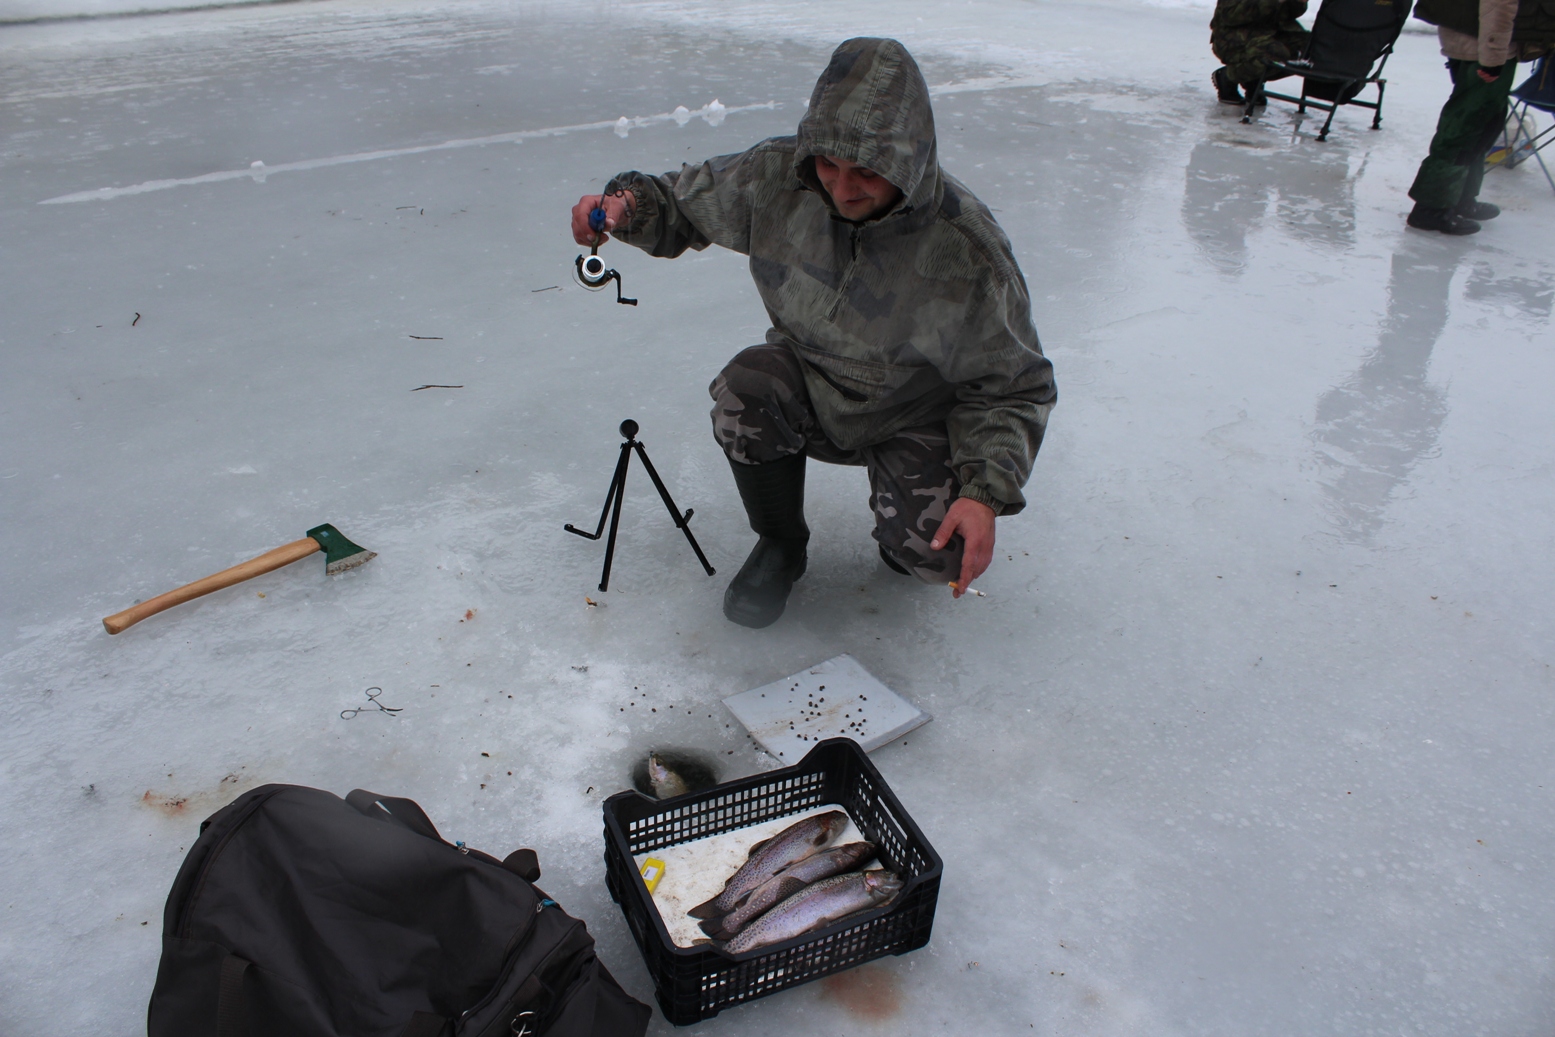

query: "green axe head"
(307, 523), (378, 575)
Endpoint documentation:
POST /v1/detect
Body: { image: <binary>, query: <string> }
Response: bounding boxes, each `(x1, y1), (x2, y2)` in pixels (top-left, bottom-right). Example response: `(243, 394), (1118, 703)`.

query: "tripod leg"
(565, 442), (631, 540)
(598, 447), (630, 592)
(633, 443), (717, 576)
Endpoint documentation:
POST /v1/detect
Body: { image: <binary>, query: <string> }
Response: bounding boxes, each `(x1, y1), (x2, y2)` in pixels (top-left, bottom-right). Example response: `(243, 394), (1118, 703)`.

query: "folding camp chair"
(1486, 56), (1555, 193)
(1242, 0), (1411, 141)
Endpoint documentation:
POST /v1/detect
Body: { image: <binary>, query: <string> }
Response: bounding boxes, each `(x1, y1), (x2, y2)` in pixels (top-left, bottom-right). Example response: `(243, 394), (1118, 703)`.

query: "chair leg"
(1494, 106), (1526, 168)
(1372, 79), (1386, 129)
(1316, 83), (1346, 141)
(1508, 105), (1540, 169)
(1241, 79), (1263, 125)
(1533, 142), (1555, 194)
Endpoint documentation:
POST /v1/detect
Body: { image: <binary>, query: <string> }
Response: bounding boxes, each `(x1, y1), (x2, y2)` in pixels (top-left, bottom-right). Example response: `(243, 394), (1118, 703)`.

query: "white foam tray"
(722, 654), (931, 762)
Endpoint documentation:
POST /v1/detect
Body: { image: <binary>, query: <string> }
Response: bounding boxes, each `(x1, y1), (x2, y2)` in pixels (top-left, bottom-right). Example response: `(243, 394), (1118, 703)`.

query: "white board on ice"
(723, 654), (930, 761)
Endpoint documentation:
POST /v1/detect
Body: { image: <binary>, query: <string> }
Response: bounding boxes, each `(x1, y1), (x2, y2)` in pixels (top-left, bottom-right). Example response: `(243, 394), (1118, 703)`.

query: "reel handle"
(574, 252), (637, 306)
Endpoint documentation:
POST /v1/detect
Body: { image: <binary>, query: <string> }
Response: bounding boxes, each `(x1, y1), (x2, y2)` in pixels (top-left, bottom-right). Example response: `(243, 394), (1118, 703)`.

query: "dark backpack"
(147, 785), (651, 1037)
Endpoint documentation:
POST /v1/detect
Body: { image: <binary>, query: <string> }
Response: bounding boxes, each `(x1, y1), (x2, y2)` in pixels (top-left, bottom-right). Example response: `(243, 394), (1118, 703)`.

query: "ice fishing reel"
(575, 204), (637, 306)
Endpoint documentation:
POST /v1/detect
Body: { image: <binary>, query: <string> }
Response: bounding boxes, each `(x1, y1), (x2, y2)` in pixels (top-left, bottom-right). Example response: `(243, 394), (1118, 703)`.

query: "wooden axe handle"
(103, 537), (321, 634)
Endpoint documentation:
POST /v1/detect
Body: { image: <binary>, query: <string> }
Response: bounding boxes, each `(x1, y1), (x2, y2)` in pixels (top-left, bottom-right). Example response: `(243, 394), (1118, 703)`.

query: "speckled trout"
(700, 841), (876, 939)
(721, 869), (904, 955)
(687, 810), (848, 919)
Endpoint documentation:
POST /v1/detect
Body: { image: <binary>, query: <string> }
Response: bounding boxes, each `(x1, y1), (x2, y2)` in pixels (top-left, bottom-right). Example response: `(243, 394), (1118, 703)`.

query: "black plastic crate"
(602, 737), (941, 1025)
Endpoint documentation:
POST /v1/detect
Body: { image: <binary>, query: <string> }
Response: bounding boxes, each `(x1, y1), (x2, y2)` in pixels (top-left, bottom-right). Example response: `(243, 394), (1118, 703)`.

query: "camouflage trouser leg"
(858, 427), (964, 584)
(1212, 27), (1310, 86)
(710, 343), (964, 584)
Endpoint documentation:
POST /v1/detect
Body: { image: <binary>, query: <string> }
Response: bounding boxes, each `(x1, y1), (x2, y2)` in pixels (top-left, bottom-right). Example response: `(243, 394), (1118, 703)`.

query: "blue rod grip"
(588, 207), (607, 234)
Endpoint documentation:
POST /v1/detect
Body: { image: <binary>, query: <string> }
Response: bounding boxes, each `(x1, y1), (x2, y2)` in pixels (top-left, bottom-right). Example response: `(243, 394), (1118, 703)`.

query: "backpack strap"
(346, 790), (444, 843)
(345, 791), (547, 883)
(502, 848), (542, 883)
(216, 954), (251, 1037)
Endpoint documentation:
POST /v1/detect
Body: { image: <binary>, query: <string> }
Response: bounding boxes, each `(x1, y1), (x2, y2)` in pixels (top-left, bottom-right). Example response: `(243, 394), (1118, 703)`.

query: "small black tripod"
(565, 420), (716, 592)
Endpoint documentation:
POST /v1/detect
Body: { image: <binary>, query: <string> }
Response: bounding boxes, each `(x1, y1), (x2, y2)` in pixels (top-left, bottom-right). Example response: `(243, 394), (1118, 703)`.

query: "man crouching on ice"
(570, 38), (1056, 628)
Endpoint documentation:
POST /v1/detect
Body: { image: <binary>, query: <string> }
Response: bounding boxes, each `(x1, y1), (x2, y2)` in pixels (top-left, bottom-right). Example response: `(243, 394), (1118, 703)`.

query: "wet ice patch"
(1059, 91), (1170, 116)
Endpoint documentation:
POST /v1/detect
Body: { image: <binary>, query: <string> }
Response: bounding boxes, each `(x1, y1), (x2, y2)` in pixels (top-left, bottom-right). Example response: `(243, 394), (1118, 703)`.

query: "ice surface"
(0, 0), (288, 22)
(724, 654), (931, 760)
(2, 1), (1554, 1034)
(631, 803), (866, 949)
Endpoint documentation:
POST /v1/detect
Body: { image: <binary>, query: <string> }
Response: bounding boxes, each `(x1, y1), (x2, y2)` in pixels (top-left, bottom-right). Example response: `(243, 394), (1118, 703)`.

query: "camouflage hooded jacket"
(609, 37), (1055, 516)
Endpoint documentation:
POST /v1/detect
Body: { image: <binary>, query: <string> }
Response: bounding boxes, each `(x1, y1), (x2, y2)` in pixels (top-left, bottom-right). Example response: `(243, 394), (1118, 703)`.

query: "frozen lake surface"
(3, 0), (1553, 1033)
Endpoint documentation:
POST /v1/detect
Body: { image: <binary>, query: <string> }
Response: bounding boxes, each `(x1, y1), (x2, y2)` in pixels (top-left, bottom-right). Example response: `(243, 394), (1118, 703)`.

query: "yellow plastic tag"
(640, 857), (665, 894)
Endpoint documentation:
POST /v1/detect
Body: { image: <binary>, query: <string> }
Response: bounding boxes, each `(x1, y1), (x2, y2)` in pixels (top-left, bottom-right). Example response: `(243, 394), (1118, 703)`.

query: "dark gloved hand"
(1478, 63), (1504, 82)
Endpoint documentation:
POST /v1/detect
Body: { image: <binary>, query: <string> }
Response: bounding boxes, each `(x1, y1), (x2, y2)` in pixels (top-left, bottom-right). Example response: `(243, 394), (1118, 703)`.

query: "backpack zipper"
(457, 901), (562, 1025)
(173, 787), (286, 938)
(517, 922), (595, 1036)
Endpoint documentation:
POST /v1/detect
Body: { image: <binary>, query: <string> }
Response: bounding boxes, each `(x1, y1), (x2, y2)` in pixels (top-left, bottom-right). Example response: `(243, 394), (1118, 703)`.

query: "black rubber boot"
(1212, 68), (1245, 105)
(723, 454), (809, 628)
(1454, 199), (1500, 221)
(1212, 68), (1244, 105)
(1407, 203), (1480, 235)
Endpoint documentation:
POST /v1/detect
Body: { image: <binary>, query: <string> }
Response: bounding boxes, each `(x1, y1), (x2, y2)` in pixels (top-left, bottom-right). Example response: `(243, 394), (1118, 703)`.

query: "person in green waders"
(1407, 0), (1555, 234)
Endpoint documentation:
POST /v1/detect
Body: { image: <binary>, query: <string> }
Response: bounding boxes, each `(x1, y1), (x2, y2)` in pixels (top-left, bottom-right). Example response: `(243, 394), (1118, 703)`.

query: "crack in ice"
(38, 99), (776, 205)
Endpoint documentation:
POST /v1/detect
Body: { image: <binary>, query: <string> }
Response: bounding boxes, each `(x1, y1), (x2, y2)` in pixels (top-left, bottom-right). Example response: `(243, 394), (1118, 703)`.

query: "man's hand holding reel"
(572, 191), (636, 305)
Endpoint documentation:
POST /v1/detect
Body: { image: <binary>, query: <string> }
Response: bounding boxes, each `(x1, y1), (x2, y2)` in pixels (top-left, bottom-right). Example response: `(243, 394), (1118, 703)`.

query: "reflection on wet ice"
(1464, 263), (1554, 320)
(1180, 137), (1357, 275)
(1312, 243), (1454, 542)
(1312, 246), (1553, 541)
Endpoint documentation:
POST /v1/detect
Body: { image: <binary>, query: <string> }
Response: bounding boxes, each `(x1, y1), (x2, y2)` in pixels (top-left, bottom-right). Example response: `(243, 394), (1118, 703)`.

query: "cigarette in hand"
(948, 582), (987, 597)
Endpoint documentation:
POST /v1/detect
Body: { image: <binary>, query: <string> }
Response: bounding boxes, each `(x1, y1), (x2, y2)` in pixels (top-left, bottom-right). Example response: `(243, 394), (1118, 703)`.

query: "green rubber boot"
(723, 453), (809, 628)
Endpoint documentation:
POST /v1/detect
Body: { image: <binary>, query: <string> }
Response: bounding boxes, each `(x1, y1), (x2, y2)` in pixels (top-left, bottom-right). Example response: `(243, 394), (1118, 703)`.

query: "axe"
(103, 523), (376, 634)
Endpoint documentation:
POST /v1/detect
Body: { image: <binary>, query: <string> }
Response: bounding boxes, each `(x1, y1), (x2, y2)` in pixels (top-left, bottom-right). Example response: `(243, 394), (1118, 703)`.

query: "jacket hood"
(795, 38), (941, 221)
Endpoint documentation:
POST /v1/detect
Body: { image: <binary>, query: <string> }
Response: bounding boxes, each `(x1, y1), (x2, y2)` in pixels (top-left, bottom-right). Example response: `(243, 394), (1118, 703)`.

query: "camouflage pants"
(709, 343), (963, 584)
(1212, 26), (1310, 86)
